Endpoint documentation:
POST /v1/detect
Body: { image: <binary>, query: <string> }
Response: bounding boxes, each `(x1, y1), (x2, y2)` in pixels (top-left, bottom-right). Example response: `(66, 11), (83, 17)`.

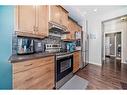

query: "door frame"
(101, 15), (127, 64)
(103, 31), (122, 60)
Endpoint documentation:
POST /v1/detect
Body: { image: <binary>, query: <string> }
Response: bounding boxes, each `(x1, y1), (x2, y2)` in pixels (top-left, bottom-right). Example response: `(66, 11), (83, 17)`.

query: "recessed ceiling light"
(93, 8), (97, 12)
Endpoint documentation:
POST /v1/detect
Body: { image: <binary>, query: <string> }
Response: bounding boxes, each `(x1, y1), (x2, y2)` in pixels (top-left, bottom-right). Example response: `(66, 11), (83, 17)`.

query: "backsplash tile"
(12, 34), (66, 55)
(12, 32), (18, 55)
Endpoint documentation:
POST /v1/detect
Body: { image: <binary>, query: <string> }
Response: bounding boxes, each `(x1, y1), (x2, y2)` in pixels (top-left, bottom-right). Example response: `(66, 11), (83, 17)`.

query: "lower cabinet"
(13, 56), (55, 89)
(73, 51), (81, 73)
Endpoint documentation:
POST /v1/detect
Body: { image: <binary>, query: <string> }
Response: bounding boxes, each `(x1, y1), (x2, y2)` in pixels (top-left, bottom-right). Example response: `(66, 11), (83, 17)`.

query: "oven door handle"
(56, 54), (73, 59)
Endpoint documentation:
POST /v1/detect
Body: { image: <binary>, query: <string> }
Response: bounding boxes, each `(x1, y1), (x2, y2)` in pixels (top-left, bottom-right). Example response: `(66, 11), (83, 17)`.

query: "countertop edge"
(9, 50), (81, 63)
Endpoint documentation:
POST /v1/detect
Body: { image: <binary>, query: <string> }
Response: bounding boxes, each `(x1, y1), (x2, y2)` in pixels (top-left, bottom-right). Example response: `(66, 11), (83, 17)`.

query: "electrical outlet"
(38, 43), (41, 47)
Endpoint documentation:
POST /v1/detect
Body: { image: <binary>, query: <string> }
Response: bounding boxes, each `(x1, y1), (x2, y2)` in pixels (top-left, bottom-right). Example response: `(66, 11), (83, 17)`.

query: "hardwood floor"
(76, 57), (127, 89)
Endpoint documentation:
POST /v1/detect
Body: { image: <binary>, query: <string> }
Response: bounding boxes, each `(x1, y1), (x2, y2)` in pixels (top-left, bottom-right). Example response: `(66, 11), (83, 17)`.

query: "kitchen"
(8, 5), (86, 89)
(1, 5), (127, 90)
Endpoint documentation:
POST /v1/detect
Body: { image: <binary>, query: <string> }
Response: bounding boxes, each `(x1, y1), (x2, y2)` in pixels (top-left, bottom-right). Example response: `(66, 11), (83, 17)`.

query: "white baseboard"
(122, 62), (127, 64)
(89, 61), (102, 66)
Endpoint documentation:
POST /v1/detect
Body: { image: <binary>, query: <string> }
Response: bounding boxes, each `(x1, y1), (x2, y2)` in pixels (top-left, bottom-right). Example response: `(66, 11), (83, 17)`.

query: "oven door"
(56, 54), (73, 82)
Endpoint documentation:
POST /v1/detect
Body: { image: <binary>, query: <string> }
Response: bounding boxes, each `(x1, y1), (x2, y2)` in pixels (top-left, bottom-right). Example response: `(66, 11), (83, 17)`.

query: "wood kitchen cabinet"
(15, 5), (49, 38)
(66, 17), (77, 40)
(66, 18), (72, 39)
(60, 6), (69, 28)
(49, 5), (61, 25)
(49, 5), (68, 28)
(36, 6), (49, 37)
(15, 6), (35, 34)
(73, 51), (81, 73)
(66, 17), (82, 40)
(13, 56), (55, 89)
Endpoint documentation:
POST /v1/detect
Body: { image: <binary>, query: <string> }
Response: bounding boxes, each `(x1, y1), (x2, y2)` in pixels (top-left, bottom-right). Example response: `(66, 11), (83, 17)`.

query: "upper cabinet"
(60, 6), (69, 28)
(15, 6), (35, 34)
(66, 18), (75, 40)
(66, 17), (82, 40)
(36, 6), (49, 37)
(49, 6), (61, 25)
(49, 5), (69, 28)
(15, 5), (82, 39)
(15, 5), (49, 38)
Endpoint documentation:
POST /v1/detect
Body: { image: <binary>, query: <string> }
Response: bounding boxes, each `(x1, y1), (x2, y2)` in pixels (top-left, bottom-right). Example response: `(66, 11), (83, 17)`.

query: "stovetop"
(45, 51), (73, 56)
(55, 51), (74, 56)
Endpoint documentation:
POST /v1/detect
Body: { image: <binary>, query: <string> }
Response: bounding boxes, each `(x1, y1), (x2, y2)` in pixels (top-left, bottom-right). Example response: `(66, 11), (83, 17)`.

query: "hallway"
(76, 58), (127, 89)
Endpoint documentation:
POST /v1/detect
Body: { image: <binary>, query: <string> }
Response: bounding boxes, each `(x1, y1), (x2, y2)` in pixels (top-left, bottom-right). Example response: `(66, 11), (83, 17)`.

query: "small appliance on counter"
(34, 40), (45, 53)
(75, 31), (82, 50)
(75, 39), (81, 50)
(66, 42), (76, 52)
(17, 37), (34, 55)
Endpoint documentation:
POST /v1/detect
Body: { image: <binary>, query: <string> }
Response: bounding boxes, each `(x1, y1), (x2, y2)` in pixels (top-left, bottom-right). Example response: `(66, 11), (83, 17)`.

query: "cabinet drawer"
(13, 63), (54, 89)
(13, 56), (54, 73)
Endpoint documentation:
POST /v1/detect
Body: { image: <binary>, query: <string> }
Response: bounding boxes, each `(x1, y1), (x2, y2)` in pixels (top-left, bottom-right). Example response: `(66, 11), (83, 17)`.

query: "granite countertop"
(9, 50), (81, 63)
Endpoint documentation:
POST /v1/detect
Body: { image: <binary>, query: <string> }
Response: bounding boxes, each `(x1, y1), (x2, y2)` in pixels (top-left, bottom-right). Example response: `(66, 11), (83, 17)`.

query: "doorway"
(104, 32), (121, 59)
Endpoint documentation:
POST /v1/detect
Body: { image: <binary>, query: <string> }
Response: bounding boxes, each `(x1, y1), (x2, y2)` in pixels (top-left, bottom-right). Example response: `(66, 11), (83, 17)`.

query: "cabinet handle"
(25, 77), (34, 81)
(24, 64), (33, 67)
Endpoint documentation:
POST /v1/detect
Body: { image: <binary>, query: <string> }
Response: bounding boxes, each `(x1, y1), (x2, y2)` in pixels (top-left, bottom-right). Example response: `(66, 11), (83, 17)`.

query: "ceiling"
(63, 5), (127, 25)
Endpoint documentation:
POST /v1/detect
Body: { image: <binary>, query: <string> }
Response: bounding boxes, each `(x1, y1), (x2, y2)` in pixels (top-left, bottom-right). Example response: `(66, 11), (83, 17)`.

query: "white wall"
(86, 7), (127, 65)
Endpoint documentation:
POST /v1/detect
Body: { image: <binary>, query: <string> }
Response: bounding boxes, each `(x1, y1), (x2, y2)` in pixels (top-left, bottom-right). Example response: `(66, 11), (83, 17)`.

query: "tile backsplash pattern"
(12, 34), (66, 55)
(12, 32), (18, 55)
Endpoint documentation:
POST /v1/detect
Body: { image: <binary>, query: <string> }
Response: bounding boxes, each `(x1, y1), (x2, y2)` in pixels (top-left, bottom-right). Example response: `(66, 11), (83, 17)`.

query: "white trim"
(104, 30), (122, 34)
(116, 57), (121, 60)
(89, 62), (102, 66)
(115, 34), (116, 56)
(110, 55), (116, 57)
(122, 62), (127, 64)
(103, 30), (122, 63)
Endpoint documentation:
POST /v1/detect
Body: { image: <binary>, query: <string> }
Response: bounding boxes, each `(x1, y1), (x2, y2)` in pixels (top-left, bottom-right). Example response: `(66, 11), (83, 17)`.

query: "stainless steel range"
(55, 53), (73, 89)
(45, 43), (73, 89)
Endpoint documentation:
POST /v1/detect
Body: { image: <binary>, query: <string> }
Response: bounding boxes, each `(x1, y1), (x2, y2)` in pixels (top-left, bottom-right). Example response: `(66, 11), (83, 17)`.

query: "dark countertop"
(9, 50), (81, 63)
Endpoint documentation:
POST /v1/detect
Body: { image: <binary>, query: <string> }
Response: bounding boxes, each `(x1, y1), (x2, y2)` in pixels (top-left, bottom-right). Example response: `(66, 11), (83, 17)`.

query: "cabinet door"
(50, 5), (61, 24)
(73, 51), (81, 73)
(17, 6), (36, 34)
(60, 7), (68, 28)
(13, 63), (54, 89)
(36, 5), (49, 37)
(13, 56), (55, 89)
(67, 19), (74, 39)
(66, 20), (71, 39)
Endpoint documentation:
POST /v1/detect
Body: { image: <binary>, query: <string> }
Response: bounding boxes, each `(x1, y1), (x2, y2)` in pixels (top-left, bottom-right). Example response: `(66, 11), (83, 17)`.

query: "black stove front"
(55, 53), (73, 88)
